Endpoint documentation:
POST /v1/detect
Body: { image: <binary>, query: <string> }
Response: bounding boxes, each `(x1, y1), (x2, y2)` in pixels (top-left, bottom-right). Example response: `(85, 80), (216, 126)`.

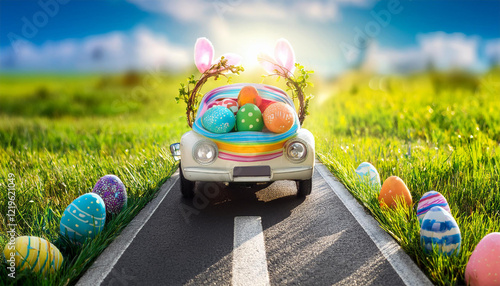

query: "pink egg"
(465, 232), (500, 286)
(417, 191), (451, 225)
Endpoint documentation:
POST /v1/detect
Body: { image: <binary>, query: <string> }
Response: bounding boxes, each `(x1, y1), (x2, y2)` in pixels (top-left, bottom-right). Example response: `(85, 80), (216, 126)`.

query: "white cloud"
(485, 38), (500, 64)
(128, 0), (211, 22)
(418, 32), (479, 70)
(0, 28), (190, 71)
(364, 32), (483, 73)
(127, 0), (372, 23)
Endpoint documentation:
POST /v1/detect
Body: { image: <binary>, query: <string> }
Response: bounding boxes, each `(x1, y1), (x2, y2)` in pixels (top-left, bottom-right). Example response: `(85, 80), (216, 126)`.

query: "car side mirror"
(170, 143), (181, 161)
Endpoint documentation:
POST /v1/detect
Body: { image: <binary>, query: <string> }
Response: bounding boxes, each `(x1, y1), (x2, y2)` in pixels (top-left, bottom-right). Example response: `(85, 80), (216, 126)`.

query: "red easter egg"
(214, 98), (239, 114)
(263, 102), (295, 133)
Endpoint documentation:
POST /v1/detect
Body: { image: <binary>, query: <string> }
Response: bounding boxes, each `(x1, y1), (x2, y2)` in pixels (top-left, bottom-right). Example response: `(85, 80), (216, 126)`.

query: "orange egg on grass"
(378, 176), (412, 208)
(263, 102), (295, 133)
(238, 86), (262, 107)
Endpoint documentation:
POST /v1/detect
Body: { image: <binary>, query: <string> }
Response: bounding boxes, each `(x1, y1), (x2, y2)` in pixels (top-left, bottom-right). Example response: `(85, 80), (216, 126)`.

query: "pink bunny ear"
(194, 37), (214, 73)
(258, 52), (281, 74)
(218, 53), (242, 66)
(274, 38), (295, 75)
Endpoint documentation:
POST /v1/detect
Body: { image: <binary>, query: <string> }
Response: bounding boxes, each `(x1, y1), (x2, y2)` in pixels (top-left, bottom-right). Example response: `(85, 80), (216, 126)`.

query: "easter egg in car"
(378, 176), (412, 208)
(202, 106), (236, 134)
(263, 102), (295, 133)
(420, 206), (461, 255)
(3, 236), (63, 274)
(237, 104), (264, 131)
(465, 232), (500, 286)
(92, 174), (128, 215)
(60, 193), (106, 243)
(213, 98), (239, 114)
(237, 85), (262, 107)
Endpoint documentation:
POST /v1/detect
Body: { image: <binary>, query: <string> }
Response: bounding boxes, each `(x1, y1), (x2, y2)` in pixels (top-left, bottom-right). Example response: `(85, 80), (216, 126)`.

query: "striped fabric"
(193, 83), (300, 162)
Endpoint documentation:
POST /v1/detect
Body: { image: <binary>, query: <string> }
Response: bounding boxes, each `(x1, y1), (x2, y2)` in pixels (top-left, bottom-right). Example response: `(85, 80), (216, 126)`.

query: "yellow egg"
(3, 236), (64, 274)
(378, 176), (412, 208)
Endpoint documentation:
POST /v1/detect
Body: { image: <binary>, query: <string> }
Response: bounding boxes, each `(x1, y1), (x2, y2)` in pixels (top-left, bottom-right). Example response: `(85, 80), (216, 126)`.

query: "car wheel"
(179, 163), (195, 198)
(296, 178), (312, 198)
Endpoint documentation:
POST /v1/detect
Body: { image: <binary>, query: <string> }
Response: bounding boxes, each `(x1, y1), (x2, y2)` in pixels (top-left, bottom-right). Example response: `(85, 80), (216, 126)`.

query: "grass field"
(0, 72), (187, 285)
(305, 69), (500, 285)
(1, 69), (499, 285)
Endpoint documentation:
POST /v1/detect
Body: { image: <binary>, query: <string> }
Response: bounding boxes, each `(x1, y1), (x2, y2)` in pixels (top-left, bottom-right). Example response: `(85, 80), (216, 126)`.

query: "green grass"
(1, 69), (499, 285)
(304, 68), (500, 285)
(0, 73), (189, 285)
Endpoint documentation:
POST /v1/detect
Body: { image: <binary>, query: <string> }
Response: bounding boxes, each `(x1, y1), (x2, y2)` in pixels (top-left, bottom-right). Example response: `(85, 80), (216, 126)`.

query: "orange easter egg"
(378, 176), (412, 208)
(238, 86), (262, 107)
(263, 102), (295, 133)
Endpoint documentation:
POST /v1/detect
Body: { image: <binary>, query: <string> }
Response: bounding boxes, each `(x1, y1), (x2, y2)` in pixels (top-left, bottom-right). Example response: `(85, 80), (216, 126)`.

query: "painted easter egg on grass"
(420, 206), (461, 255)
(416, 191), (450, 225)
(263, 102), (294, 133)
(92, 174), (128, 214)
(201, 106), (236, 134)
(60, 193), (106, 243)
(465, 232), (500, 286)
(355, 162), (381, 189)
(237, 85), (262, 107)
(378, 176), (412, 208)
(3, 236), (63, 274)
(236, 103), (264, 131)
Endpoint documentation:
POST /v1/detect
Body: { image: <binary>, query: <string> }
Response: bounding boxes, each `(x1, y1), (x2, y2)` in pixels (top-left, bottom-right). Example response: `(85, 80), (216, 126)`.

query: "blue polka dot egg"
(92, 174), (127, 214)
(201, 106), (235, 134)
(60, 193), (106, 243)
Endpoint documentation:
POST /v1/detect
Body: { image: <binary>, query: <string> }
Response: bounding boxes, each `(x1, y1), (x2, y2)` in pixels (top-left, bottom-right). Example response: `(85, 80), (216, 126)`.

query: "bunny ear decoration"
(258, 38), (296, 76)
(274, 38), (295, 75)
(194, 38), (242, 73)
(217, 53), (242, 68)
(257, 52), (281, 75)
(194, 37), (214, 73)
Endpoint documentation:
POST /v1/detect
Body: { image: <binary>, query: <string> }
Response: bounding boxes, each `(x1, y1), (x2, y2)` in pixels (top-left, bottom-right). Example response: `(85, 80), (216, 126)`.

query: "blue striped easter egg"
(355, 162), (381, 189)
(420, 206), (461, 255)
(60, 193), (106, 243)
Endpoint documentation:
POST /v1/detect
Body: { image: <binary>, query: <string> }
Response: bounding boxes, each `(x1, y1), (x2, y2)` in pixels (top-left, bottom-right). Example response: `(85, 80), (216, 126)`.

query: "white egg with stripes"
(60, 193), (106, 243)
(355, 162), (381, 189)
(420, 206), (461, 255)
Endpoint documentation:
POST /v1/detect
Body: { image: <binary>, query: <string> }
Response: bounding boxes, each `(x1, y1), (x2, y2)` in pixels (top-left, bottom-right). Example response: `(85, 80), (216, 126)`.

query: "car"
(170, 83), (315, 198)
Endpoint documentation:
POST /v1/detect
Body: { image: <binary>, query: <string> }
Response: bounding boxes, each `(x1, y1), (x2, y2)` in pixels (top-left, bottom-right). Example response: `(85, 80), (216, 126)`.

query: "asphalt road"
(91, 165), (423, 286)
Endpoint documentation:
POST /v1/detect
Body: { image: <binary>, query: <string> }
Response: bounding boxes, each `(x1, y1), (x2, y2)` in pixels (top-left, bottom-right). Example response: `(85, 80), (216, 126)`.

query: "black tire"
(296, 178), (312, 198)
(179, 163), (195, 198)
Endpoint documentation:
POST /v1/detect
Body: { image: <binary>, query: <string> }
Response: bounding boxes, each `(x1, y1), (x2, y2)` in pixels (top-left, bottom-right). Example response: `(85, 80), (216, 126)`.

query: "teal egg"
(60, 193), (106, 243)
(202, 106), (236, 134)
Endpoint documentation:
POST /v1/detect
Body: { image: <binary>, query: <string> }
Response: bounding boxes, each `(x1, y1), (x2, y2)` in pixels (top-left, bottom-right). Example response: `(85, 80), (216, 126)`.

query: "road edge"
(76, 172), (179, 286)
(316, 163), (433, 286)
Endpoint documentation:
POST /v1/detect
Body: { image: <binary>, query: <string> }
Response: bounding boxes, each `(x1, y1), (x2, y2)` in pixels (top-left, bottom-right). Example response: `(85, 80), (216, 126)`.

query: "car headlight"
(192, 140), (218, 165)
(284, 140), (308, 163)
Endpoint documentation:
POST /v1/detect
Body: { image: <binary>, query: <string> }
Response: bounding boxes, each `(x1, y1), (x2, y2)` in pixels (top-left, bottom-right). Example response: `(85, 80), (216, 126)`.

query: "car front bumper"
(179, 129), (315, 183)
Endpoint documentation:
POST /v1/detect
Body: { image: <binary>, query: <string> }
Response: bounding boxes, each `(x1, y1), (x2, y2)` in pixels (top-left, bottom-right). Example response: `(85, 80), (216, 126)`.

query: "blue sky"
(0, 0), (499, 75)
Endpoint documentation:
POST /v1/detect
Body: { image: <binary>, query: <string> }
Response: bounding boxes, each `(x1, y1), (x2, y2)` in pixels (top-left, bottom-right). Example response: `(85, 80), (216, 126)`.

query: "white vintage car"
(171, 83), (315, 198)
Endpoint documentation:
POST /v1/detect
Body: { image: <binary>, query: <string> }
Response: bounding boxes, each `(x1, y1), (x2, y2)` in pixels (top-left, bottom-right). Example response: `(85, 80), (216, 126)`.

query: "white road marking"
(232, 216), (270, 286)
